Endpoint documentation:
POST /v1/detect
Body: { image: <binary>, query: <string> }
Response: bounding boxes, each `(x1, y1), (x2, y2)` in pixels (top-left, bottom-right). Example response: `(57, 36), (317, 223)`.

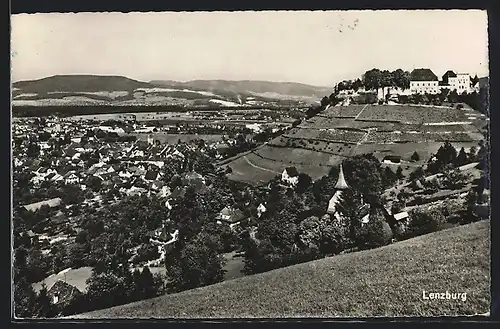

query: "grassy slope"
(72, 220), (490, 318)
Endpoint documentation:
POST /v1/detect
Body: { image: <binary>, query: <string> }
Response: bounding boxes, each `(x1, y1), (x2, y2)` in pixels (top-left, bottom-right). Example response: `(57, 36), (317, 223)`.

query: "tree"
(343, 154), (384, 197)
(86, 176), (102, 193)
(455, 147), (468, 166)
(297, 216), (323, 256)
(447, 90), (459, 103)
(169, 186), (209, 246)
(441, 168), (471, 189)
(363, 209), (393, 249)
(33, 283), (56, 318)
(298, 215), (346, 257)
(380, 70), (393, 98)
(137, 267), (157, 300)
(391, 200), (404, 214)
(383, 167), (397, 187)
(411, 151), (420, 162)
(166, 232), (226, 292)
(438, 88), (450, 103)
(336, 188), (364, 245)
(320, 216), (347, 255)
(408, 209), (445, 237)
(296, 173), (312, 193)
(396, 166), (404, 180)
(427, 141), (458, 174)
(14, 276), (37, 318)
(408, 166), (424, 182)
(320, 96), (330, 107)
(391, 69), (411, 90)
(27, 142), (40, 158)
(362, 68), (382, 93)
(85, 271), (129, 311)
(468, 146), (478, 162)
(464, 190), (480, 224)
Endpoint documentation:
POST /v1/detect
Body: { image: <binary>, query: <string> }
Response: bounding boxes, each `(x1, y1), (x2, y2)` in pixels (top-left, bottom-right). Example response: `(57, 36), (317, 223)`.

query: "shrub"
(394, 220), (411, 239)
(407, 209), (446, 237)
(364, 217), (393, 248)
(411, 151), (420, 162)
(396, 166), (404, 179)
(133, 244), (160, 264)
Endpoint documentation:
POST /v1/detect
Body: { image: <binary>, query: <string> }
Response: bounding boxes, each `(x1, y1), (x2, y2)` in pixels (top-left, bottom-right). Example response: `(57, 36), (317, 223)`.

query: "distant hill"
(12, 75), (326, 107)
(151, 79), (332, 99)
(71, 220), (490, 318)
(13, 75), (151, 93)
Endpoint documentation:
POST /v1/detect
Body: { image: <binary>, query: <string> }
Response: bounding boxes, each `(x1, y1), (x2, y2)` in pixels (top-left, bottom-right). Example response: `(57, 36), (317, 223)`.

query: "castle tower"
(335, 164), (349, 190)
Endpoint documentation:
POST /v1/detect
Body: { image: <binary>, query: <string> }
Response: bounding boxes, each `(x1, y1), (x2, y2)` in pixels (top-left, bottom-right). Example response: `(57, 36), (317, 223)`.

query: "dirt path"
(354, 104), (369, 120)
(243, 155), (281, 174)
(350, 129), (371, 156)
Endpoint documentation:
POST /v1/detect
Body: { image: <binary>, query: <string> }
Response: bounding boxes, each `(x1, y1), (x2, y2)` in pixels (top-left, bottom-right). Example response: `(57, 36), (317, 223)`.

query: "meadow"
(133, 133), (226, 143)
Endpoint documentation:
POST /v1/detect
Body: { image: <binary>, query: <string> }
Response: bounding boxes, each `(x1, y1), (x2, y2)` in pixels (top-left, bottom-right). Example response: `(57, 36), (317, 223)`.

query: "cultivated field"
(133, 133), (226, 143)
(356, 105), (470, 123)
(224, 104), (485, 185)
(225, 150), (333, 184)
(32, 267), (93, 293)
(73, 220), (490, 318)
(321, 104), (368, 118)
(255, 146), (346, 167)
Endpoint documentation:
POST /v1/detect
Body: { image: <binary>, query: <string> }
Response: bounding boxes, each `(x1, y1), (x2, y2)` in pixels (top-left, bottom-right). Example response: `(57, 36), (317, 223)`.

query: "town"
(12, 10), (490, 319)
(12, 66), (490, 318)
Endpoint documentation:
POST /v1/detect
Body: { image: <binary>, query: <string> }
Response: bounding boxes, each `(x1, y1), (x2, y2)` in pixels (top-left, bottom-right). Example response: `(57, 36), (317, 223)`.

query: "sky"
(11, 10), (489, 87)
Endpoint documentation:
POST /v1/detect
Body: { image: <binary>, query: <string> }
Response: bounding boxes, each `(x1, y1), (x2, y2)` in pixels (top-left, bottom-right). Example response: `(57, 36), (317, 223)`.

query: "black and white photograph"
(11, 10), (490, 319)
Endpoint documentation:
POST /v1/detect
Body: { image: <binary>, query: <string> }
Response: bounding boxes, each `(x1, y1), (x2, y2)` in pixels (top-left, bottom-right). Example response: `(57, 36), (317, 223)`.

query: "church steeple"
(335, 164), (349, 190)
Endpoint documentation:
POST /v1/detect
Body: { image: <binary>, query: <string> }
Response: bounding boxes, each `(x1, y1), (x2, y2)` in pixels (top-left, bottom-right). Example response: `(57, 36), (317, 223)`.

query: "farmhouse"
(182, 171), (206, 186)
(282, 167), (299, 186)
(47, 280), (83, 310)
(217, 206), (245, 225)
(63, 171), (80, 184)
(257, 203), (267, 218)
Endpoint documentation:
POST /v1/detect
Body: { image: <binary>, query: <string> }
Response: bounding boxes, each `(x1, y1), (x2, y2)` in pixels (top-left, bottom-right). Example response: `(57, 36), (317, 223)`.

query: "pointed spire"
(335, 164), (349, 190)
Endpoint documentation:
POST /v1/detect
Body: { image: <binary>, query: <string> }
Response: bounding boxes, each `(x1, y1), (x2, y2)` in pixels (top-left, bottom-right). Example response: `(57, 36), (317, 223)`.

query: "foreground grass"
(72, 220), (490, 318)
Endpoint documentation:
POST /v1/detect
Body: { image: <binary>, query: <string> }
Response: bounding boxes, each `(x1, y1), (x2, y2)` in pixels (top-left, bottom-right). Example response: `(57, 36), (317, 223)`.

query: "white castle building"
(409, 68), (478, 95)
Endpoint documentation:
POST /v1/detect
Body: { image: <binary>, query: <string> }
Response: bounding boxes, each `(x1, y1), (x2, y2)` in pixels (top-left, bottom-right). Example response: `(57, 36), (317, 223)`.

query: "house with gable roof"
(409, 68), (439, 94)
(47, 280), (83, 313)
(281, 167), (299, 186)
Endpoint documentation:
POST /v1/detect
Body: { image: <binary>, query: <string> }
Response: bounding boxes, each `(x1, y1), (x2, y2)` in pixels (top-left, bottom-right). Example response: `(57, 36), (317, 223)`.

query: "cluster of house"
(24, 139), (193, 192)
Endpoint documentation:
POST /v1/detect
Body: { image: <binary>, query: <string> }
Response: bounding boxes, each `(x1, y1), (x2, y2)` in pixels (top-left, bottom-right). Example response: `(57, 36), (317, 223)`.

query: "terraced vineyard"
(365, 131), (478, 143)
(224, 104), (486, 184)
(356, 104), (470, 123)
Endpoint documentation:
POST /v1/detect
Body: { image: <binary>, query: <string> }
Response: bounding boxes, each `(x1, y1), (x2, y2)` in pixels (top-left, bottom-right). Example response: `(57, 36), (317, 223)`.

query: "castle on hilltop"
(409, 68), (480, 95)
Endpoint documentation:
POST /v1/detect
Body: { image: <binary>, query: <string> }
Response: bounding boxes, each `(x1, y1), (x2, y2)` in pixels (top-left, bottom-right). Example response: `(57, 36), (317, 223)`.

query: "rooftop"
(410, 68), (438, 81)
(23, 197), (62, 212)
